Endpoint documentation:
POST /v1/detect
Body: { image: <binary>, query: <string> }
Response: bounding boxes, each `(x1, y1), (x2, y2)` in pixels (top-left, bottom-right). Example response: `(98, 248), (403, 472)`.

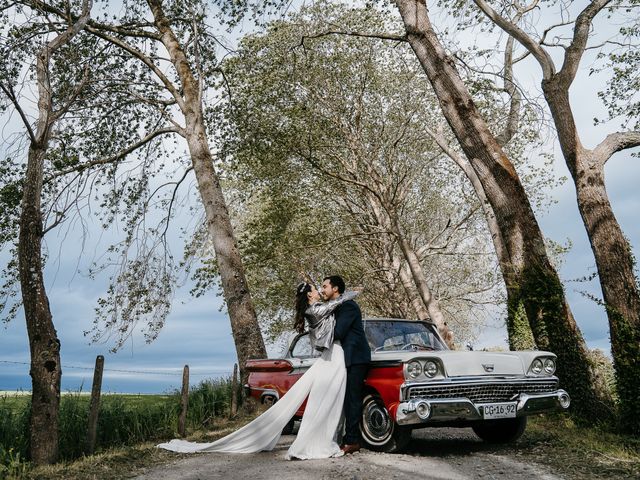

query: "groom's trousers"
(344, 363), (368, 445)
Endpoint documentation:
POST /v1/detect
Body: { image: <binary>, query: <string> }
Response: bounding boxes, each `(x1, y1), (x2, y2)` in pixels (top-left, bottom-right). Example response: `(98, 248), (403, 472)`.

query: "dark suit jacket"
(333, 299), (371, 367)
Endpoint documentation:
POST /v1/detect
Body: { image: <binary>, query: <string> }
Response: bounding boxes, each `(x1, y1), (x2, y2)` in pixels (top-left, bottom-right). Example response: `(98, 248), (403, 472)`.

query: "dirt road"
(135, 428), (563, 480)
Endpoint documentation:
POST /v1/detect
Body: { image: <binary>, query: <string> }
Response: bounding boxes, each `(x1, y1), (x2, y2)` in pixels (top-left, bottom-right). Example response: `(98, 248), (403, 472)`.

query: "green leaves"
(211, 2), (507, 343)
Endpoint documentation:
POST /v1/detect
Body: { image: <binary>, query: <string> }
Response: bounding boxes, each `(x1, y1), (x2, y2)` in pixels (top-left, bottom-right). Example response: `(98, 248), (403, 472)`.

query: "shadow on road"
(403, 427), (518, 458)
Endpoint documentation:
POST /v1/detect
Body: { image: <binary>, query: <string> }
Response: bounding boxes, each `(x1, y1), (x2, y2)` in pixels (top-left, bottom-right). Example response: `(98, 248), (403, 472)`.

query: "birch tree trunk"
(146, 0), (266, 374)
(472, 0), (639, 433)
(20, 141), (61, 465)
(542, 82), (640, 432)
(17, 0), (92, 464)
(394, 0), (609, 420)
(425, 127), (535, 350)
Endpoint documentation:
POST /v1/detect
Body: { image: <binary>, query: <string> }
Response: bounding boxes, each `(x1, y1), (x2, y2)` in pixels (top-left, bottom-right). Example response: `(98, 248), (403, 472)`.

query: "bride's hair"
(293, 282), (312, 333)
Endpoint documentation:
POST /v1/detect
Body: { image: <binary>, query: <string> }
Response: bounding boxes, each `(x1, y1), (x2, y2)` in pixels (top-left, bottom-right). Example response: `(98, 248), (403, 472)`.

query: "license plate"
(481, 402), (517, 419)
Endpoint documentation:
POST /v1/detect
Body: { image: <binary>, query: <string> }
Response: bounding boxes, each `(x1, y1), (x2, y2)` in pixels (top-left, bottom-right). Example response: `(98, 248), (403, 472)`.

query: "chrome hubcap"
(362, 397), (392, 444)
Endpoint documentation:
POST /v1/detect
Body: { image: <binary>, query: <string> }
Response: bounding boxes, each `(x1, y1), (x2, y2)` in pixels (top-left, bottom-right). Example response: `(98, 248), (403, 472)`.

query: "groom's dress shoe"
(341, 443), (361, 455)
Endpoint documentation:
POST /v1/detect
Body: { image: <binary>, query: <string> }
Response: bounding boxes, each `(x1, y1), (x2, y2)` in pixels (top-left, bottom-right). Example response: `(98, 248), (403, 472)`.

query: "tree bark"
(473, 0), (639, 432)
(146, 0), (267, 377)
(542, 81), (640, 432)
(398, 261), (430, 321)
(394, 0), (609, 419)
(15, 1), (92, 464)
(20, 142), (61, 465)
(425, 126), (535, 350)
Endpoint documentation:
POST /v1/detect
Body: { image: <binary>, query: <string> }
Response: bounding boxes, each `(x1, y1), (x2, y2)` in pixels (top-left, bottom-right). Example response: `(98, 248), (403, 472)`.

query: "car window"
(365, 320), (447, 352)
(290, 333), (321, 358)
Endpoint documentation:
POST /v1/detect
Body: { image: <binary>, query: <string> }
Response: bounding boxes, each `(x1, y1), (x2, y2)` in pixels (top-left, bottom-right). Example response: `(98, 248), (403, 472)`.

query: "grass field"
(0, 392), (173, 409)
(0, 378), (237, 478)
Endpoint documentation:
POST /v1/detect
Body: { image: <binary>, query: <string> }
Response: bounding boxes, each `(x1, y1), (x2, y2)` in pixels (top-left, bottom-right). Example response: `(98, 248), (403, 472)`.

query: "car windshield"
(289, 320), (447, 357)
(364, 320), (447, 352)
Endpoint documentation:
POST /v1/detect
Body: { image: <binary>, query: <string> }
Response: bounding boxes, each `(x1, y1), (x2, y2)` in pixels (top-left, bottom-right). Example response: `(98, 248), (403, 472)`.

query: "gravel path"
(135, 428), (564, 480)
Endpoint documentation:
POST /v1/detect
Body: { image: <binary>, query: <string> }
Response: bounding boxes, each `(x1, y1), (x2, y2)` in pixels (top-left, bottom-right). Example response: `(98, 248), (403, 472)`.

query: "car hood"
(372, 350), (554, 377)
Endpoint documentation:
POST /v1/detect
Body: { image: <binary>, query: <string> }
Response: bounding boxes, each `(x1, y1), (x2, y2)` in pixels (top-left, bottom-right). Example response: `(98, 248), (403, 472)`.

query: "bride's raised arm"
(306, 290), (359, 324)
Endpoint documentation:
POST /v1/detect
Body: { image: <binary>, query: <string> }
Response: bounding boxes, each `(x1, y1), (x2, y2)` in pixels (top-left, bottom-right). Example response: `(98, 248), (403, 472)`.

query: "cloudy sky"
(1, 2), (638, 393)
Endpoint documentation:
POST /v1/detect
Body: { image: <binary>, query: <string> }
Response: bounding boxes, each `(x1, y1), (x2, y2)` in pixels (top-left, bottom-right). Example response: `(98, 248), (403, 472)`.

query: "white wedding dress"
(157, 341), (346, 459)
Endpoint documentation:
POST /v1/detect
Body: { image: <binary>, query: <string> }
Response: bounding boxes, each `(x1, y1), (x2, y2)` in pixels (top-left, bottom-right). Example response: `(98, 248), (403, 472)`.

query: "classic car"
(245, 318), (570, 452)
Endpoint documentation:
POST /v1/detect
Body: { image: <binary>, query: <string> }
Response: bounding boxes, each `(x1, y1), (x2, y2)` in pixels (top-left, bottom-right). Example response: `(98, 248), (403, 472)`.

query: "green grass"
(0, 377), (239, 478)
(7, 410), (264, 480)
(519, 415), (639, 479)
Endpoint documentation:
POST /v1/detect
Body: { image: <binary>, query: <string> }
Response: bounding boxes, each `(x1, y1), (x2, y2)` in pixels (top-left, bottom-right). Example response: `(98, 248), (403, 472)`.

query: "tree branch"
(29, 0), (161, 39)
(298, 29), (407, 48)
(495, 34), (522, 146)
(86, 21), (160, 40)
(85, 27), (186, 111)
(559, 0), (612, 86)
(52, 64), (91, 121)
(473, 0), (556, 79)
(46, 127), (178, 181)
(42, 172), (83, 234)
(147, 166), (194, 238)
(0, 83), (37, 143)
(593, 131), (640, 166)
(45, 0), (92, 53)
(124, 87), (185, 132)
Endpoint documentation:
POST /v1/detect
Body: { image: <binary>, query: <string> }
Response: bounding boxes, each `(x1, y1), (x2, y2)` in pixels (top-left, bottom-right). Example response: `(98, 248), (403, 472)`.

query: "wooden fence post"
(178, 365), (189, 437)
(230, 363), (238, 417)
(86, 355), (104, 455)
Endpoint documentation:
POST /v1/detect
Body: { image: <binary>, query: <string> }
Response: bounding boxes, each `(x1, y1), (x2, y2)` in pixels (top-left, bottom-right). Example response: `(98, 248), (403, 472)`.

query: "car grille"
(407, 380), (558, 403)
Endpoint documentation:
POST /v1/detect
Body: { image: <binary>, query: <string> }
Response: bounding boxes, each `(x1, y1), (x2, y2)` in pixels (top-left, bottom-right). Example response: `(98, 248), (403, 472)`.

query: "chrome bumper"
(396, 389), (570, 426)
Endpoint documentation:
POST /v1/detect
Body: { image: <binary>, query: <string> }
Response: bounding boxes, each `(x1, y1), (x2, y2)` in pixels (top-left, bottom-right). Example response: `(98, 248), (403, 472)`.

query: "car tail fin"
(245, 359), (293, 372)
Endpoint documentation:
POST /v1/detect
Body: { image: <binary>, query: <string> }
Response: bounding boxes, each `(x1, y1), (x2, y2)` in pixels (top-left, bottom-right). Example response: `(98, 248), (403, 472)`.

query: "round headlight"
(531, 359), (543, 374)
(407, 360), (422, 378)
(544, 358), (556, 374)
(424, 360), (438, 378)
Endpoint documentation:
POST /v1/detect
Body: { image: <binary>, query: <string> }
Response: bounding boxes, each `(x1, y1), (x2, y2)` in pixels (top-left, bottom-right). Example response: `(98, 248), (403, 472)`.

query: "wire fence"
(0, 359), (233, 378)
(0, 359), (237, 396)
(0, 356), (242, 464)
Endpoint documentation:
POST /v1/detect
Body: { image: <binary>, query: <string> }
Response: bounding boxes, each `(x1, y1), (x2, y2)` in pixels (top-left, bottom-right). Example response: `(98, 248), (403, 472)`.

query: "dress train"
(157, 342), (346, 459)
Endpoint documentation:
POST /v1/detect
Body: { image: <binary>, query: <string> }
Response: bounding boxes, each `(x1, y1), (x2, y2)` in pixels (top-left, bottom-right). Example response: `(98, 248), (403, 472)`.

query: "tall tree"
(472, 0), (640, 435)
(26, 0), (268, 372)
(144, 0), (267, 369)
(210, 4), (546, 347)
(392, 0), (611, 420)
(420, 24), (537, 350)
(0, 0), (92, 464)
(85, 0), (268, 369)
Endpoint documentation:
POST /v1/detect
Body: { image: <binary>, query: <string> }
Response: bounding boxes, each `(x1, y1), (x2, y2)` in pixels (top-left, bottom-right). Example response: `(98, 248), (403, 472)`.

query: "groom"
(321, 275), (371, 455)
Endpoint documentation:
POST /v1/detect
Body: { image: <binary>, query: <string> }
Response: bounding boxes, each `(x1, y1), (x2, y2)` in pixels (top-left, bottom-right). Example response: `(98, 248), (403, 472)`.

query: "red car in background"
(245, 318), (570, 452)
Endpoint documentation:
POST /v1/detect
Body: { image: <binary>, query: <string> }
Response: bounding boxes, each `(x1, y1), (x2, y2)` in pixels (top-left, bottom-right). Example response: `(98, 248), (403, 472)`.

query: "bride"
(157, 282), (358, 460)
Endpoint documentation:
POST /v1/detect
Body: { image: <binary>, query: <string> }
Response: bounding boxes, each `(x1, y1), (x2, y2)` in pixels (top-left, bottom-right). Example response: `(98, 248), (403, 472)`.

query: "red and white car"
(245, 318), (570, 452)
